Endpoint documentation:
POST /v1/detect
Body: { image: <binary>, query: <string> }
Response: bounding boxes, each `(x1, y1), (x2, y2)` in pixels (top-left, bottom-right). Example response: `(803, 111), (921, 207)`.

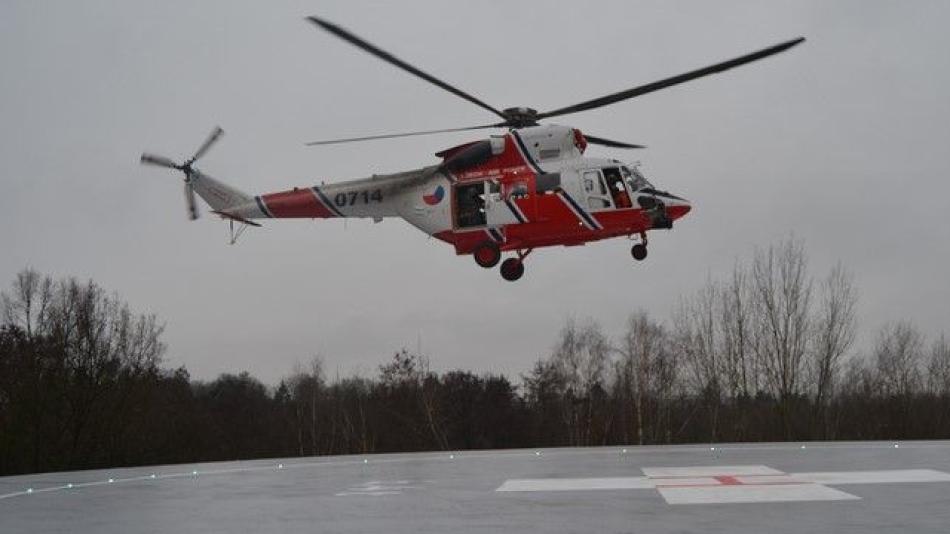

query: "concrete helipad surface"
(2, 441), (950, 533)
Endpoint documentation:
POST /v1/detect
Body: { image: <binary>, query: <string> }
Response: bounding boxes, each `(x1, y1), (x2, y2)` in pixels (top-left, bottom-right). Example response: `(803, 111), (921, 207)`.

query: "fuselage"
(205, 125), (691, 256)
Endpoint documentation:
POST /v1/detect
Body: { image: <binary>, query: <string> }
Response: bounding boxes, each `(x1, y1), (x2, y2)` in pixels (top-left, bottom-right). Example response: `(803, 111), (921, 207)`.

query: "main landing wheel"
(473, 241), (501, 268)
(631, 243), (648, 261)
(500, 258), (525, 281)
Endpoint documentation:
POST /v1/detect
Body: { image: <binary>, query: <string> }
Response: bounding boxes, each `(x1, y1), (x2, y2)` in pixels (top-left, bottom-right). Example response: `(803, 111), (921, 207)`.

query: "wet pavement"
(2, 441), (949, 533)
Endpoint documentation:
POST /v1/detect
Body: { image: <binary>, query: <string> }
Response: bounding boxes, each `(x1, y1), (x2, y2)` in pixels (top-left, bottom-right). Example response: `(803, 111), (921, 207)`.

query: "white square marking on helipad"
(495, 465), (950, 506)
(658, 483), (860, 505)
(652, 477), (723, 487)
(642, 465), (783, 478)
(496, 477), (654, 492)
(790, 469), (950, 485)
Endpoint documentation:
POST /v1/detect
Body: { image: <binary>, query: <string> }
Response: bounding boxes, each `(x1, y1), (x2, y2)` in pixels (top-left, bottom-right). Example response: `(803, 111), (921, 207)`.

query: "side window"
(581, 169), (612, 210)
(582, 170), (602, 193)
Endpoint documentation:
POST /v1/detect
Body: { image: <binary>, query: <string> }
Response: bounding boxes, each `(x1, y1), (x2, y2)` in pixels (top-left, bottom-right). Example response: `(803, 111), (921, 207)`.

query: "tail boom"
(245, 168), (433, 221)
(252, 186), (345, 219)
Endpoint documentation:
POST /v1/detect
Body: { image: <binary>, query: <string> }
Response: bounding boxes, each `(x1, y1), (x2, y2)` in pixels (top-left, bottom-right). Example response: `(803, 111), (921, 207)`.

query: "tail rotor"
(140, 126), (225, 220)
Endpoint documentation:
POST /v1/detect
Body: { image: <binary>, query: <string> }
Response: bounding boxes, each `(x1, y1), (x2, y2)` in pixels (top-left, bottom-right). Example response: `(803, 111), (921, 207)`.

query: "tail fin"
(190, 170), (253, 212)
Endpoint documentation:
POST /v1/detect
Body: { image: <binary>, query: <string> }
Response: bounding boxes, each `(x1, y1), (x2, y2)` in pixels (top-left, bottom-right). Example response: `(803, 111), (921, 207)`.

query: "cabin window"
(583, 170), (607, 195)
(455, 182), (486, 228)
(582, 169), (614, 212)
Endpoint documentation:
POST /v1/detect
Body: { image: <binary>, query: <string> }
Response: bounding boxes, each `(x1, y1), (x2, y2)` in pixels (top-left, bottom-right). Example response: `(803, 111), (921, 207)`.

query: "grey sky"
(2, 0), (948, 384)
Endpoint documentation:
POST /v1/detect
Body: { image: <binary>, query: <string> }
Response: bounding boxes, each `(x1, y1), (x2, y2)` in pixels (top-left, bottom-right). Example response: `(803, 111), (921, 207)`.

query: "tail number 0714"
(334, 189), (383, 207)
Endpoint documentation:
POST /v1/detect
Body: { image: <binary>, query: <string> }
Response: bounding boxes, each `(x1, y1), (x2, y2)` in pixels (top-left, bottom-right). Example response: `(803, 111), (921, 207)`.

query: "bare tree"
(309, 356), (324, 454)
(550, 318), (610, 445)
(873, 322), (925, 397)
(379, 350), (447, 450)
(1, 270), (165, 470)
(927, 335), (950, 395)
(671, 280), (721, 440)
(287, 355), (326, 456)
(719, 262), (756, 399)
(673, 282), (719, 395)
(1, 269), (52, 339)
(810, 263), (857, 437)
(750, 237), (812, 438)
(620, 311), (666, 445)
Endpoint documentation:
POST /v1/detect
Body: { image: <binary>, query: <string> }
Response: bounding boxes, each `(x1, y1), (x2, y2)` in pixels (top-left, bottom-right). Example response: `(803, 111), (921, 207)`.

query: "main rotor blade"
(306, 16), (508, 122)
(184, 182), (199, 220)
(306, 123), (501, 146)
(582, 135), (645, 149)
(140, 153), (179, 169)
(189, 126), (224, 164)
(537, 37), (805, 120)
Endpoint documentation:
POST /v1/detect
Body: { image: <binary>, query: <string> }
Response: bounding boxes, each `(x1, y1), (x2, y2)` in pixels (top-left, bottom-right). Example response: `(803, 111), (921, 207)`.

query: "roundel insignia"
(423, 185), (445, 206)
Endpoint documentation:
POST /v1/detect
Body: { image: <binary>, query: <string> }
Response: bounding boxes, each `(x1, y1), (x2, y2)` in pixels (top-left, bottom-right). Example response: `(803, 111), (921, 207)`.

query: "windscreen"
(622, 166), (653, 191)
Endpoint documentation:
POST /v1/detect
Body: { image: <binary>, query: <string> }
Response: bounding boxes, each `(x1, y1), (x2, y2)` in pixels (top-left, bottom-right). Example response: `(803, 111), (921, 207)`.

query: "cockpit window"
(602, 167), (632, 209)
(622, 166), (653, 191)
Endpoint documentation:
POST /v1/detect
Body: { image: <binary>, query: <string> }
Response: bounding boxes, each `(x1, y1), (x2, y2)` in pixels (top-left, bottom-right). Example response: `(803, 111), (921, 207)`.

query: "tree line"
(1, 238), (948, 475)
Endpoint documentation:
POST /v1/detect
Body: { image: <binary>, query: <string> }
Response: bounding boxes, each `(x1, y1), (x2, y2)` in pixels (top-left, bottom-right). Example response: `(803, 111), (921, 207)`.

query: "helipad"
(2, 441), (949, 533)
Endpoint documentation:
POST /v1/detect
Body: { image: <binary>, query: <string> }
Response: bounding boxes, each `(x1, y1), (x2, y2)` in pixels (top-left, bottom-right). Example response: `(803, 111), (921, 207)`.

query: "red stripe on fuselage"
(452, 135), (534, 182)
(260, 188), (337, 218)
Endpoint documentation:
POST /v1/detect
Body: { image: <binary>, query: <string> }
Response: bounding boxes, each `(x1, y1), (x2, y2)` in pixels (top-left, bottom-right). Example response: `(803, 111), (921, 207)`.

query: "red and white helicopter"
(141, 17), (804, 281)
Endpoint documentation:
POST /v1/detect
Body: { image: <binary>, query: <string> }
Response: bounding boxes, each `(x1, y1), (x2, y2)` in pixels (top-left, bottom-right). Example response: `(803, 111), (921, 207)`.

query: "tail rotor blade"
(185, 181), (199, 220)
(140, 153), (179, 169)
(188, 126), (224, 165)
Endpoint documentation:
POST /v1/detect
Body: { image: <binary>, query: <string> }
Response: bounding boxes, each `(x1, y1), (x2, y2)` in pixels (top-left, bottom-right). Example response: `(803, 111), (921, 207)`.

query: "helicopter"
(141, 16), (804, 281)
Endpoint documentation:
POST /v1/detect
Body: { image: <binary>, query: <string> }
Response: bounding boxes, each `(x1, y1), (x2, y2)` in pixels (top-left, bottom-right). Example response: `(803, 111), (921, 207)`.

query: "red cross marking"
(713, 475), (743, 485)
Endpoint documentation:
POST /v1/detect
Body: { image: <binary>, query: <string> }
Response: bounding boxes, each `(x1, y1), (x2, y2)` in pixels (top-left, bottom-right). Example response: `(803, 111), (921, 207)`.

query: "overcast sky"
(2, 0), (948, 384)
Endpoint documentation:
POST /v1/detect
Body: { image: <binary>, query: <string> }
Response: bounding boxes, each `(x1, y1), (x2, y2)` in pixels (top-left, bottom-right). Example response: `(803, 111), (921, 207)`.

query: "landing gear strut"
(631, 232), (648, 261)
(500, 248), (532, 282)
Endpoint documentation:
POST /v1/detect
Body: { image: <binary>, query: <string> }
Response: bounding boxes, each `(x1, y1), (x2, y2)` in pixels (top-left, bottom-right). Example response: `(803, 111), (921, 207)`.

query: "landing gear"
(499, 248), (532, 282)
(500, 258), (524, 281)
(631, 231), (648, 261)
(473, 241), (501, 268)
(631, 243), (648, 261)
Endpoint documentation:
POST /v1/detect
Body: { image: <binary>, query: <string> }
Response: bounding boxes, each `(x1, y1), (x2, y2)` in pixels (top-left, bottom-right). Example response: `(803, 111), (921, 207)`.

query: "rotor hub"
(502, 107), (539, 128)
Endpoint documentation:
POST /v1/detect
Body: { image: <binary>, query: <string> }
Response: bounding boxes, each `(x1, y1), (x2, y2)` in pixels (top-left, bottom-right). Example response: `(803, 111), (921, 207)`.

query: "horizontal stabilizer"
(211, 210), (262, 227)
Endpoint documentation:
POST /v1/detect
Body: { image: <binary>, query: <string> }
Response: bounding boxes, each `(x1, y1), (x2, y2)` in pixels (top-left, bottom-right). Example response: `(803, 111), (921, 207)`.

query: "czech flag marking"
(423, 185), (445, 206)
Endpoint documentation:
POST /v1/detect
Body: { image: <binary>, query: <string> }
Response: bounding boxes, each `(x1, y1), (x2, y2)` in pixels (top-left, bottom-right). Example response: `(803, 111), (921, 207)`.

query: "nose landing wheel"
(500, 258), (524, 281)
(631, 243), (648, 261)
(631, 232), (648, 261)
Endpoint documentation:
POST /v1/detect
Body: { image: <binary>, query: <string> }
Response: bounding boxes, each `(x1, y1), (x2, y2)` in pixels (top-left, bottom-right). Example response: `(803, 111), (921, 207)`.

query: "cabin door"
(484, 180), (525, 227)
